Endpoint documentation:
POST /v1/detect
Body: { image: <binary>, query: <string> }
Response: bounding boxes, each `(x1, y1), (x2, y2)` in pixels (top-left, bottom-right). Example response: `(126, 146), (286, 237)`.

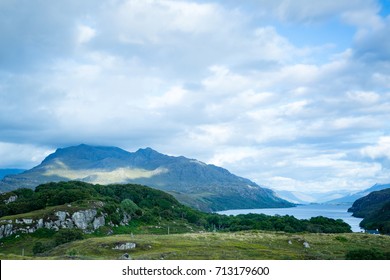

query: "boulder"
(113, 243), (136, 250)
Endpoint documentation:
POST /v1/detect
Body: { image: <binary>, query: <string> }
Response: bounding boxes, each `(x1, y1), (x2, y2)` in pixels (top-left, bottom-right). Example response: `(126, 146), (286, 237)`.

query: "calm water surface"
(218, 204), (363, 232)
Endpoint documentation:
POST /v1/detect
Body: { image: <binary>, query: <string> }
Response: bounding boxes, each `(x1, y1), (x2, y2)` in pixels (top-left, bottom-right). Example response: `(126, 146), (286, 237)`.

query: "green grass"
(1, 231), (389, 260)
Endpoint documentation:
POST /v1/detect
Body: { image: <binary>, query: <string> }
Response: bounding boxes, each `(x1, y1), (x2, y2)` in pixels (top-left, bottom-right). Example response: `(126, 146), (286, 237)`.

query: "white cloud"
(110, 0), (229, 44)
(76, 24), (96, 44)
(147, 86), (187, 109)
(258, 0), (380, 24)
(346, 90), (380, 104)
(362, 136), (390, 159)
(1, 0), (390, 195)
(0, 142), (53, 168)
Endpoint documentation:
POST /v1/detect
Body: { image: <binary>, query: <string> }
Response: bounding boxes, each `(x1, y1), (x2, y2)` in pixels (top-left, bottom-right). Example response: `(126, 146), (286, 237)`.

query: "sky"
(1, 0), (390, 194)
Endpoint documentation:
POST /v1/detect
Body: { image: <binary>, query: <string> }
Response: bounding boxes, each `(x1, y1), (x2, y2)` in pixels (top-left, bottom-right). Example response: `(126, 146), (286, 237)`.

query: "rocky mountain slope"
(0, 144), (293, 211)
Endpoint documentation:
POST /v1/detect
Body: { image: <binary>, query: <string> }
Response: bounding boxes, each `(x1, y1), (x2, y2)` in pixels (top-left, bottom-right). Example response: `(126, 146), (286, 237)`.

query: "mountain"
(348, 188), (390, 234)
(326, 183), (390, 204)
(0, 144), (293, 211)
(0, 169), (25, 180)
(276, 190), (353, 204)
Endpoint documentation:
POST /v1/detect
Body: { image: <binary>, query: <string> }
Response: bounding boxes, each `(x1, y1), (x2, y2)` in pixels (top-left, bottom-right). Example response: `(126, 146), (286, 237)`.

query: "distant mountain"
(276, 189), (353, 204)
(348, 188), (390, 234)
(326, 183), (390, 204)
(0, 144), (293, 212)
(0, 169), (25, 180)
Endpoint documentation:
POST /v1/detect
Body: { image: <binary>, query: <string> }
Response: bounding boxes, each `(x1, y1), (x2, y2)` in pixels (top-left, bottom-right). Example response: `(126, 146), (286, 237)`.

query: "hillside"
(0, 181), (369, 260)
(348, 188), (390, 234)
(0, 144), (293, 211)
(0, 181), (354, 260)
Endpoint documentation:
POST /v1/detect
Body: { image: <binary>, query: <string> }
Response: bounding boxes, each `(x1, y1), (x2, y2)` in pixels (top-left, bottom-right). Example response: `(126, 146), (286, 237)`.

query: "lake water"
(218, 204), (364, 232)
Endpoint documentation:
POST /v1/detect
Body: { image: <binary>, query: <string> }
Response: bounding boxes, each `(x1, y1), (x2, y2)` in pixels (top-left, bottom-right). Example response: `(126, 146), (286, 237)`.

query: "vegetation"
(3, 181), (380, 260)
(1, 231), (390, 260)
(346, 248), (390, 260)
(348, 188), (390, 234)
(1, 181), (352, 235)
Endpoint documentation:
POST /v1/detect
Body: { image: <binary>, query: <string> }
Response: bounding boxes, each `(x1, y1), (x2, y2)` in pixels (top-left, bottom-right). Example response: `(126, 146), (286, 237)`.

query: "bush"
(54, 228), (84, 246)
(32, 242), (45, 255)
(32, 241), (54, 255)
(120, 199), (140, 216)
(346, 249), (390, 260)
(32, 228), (56, 238)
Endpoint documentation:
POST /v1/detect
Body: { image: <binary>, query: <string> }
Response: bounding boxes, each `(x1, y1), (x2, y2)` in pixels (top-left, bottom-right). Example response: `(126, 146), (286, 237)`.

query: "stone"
(93, 216), (105, 230)
(4, 195), (18, 204)
(288, 240), (292, 245)
(55, 211), (68, 222)
(120, 213), (131, 226)
(45, 221), (54, 229)
(119, 253), (131, 260)
(0, 224), (14, 239)
(37, 219), (44, 229)
(113, 243), (136, 250)
(72, 209), (97, 230)
(303, 241), (310, 248)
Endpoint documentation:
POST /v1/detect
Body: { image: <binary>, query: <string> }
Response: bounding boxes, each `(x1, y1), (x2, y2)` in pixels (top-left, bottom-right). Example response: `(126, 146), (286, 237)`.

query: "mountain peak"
(0, 144), (294, 211)
(40, 144), (132, 168)
(136, 147), (159, 154)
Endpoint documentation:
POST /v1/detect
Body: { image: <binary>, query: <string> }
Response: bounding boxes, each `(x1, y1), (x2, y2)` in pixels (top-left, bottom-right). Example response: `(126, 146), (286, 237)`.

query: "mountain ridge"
(326, 183), (390, 204)
(0, 144), (293, 212)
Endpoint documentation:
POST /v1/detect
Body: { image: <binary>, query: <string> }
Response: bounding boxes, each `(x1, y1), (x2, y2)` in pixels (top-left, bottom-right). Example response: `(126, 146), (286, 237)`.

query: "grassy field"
(1, 231), (390, 260)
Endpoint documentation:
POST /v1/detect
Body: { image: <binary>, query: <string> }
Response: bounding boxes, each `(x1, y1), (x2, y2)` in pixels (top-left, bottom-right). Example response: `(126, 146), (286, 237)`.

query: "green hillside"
(348, 188), (390, 234)
(0, 181), (359, 259)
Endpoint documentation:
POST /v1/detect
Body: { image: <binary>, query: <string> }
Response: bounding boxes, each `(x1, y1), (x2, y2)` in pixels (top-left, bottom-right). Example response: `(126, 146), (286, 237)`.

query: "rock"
(0, 224), (14, 238)
(0, 208), (105, 238)
(72, 209), (97, 230)
(119, 253), (131, 260)
(37, 219), (44, 229)
(303, 241), (310, 248)
(4, 195), (18, 204)
(113, 243), (136, 250)
(55, 211), (68, 222)
(93, 215), (105, 230)
(45, 221), (54, 229)
(288, 240), (292, 245)
(120, 213), (131, 226)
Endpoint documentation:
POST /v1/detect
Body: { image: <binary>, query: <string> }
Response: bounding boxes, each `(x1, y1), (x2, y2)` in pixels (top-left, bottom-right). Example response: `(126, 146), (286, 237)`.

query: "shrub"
(346, 249), (390, 260)
(54, 228), (84, 246)
(32, 241), (54, 255)
(32, 228), (56, 238)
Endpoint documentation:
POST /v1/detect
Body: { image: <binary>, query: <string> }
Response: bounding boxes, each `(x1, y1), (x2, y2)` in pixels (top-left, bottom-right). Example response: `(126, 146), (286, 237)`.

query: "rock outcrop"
(0, 209), (106, 238)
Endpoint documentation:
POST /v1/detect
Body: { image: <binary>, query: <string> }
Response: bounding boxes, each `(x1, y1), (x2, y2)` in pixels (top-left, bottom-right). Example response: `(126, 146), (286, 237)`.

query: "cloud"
(362, 136), (390, 160)
(76, 24), (96, 45)
(0, 142), (53, 168)
(1, 0), (390, 194)
(346, 90), (380, 104)
(250, 0), (380, 24)
(353, 16), (390, 61)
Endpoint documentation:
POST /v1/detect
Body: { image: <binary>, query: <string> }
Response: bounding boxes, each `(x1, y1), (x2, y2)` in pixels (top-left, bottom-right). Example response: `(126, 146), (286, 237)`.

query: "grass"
(1, 231), (389, 260)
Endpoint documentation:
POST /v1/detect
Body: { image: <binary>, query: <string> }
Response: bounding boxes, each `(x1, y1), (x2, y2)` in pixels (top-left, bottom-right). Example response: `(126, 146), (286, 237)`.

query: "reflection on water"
(217, 203), (364, 232)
